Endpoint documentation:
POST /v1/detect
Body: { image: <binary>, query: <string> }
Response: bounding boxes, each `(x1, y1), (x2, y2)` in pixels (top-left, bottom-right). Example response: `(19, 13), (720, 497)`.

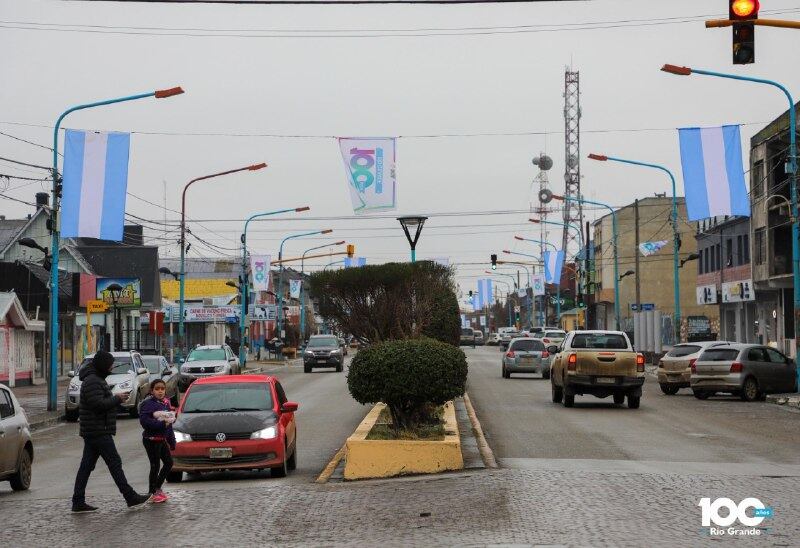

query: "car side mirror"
(547, 346), (559, 354)
(281, 401), (299, 413)
(178, 358), (185, 364)
(68, 370), (75, 378)
(137, 367), (148, 375)
(229, 357), (236, 362)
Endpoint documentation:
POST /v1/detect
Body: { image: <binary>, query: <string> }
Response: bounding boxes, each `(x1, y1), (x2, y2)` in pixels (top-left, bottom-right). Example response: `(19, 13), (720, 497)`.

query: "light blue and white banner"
(639, 240), (668, 257)
(339, 137), (397, 215)
(544, 251), (565, 285)
(61, 129), (131, 240)
(289, 279), (302, 299)
(344, 257), (367, 268)
(679, 125), (749, 221)
(461, 314), (468, 328)
(476, 278), (493, 310)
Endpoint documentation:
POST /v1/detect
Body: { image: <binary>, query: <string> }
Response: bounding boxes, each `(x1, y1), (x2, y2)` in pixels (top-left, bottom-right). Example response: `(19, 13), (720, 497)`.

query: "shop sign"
(722, 280), (754, 303)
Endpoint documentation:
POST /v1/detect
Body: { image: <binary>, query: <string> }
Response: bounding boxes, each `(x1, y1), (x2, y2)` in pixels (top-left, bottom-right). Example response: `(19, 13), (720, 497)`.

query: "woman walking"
(139, 379), (176, 503)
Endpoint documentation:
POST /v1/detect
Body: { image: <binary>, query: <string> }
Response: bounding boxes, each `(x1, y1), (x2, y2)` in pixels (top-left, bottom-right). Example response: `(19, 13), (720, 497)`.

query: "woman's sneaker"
(151, 489), (168, 503)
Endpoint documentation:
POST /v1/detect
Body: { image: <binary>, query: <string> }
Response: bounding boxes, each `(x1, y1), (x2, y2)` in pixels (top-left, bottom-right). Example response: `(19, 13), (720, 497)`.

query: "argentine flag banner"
(476, 278), (493, 310)
(61, 130), (131, 240)
(678, 125), (750, 221)
(544, 250), (565, 285)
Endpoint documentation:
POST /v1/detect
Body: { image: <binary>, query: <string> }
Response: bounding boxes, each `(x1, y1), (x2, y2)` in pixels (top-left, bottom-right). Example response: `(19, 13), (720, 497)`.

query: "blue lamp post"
(515, 236), (562, 321)
(501, 251), (539, 328)
(48, 86), (184, 412)
(589, 152), (682, 341)
(238, 206), (310, 366)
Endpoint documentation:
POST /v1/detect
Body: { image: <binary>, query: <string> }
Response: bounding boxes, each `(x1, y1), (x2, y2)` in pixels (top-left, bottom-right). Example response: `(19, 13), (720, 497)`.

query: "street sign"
(514, 306), (521, 313)
(630, 303), (655, 311)
(86, 299), (109, 313)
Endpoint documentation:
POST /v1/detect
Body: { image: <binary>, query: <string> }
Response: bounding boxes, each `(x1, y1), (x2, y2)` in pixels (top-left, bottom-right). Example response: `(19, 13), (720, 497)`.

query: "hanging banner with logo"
(338, 137), (397, 214)
(480, 316), (486, 327)
(250, 255), (271, 291)
(289, 279), (302, 299)
(639, 241), (668, 257)
(97, 278), (141, 308)
(531, 274), (545, 296)
(517, 288), (527, 298)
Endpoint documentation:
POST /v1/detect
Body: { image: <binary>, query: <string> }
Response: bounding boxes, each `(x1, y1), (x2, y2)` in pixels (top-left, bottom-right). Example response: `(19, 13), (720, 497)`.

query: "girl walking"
(139, 379), (176, 503)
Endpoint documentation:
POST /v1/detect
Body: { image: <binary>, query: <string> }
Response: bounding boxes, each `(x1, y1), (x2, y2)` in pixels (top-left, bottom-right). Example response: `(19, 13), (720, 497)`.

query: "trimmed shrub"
(347, 338), (468, 430)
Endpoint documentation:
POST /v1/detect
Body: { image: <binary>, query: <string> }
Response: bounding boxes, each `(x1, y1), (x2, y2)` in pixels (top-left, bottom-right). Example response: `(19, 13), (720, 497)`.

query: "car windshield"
(187, 348), (226, 362)
(79, 356), (134, 375)
(182, 382), (273, 413)
(510, 339), (545, 351)
(544, 331), (566, 338)
(700, 348), (740, 362)
(142, 356), (164, 374)
(666, 345), (702, 358)
(461, 329), (474, 337)
(308, 337), (338, 348)
(571, 334), (629, 350)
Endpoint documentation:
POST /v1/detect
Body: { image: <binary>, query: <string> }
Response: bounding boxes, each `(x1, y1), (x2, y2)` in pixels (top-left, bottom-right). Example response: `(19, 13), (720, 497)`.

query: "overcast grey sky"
(3, 0), (800, 293)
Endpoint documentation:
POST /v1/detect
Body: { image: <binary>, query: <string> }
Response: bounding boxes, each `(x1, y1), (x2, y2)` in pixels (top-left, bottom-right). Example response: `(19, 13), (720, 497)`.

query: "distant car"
(460, 328), (476, 346)
(486, 332), (500, 346)
(691, 344), (798, 401)
(498, 328), (519, 350)
(473, 330), (485, 346)
(141, 355), (180, 405)
(303, 335), (344, 373)
(502, 337), (551, 379)
(0, 384), (33, 491)
(168, 375), (298, 482)
(657, 341), (732, 395)
(338, 337), (349, 356)
(65, 351), (151, 421)
(540, 330), (567, 347)
(178, 345), (241, 392)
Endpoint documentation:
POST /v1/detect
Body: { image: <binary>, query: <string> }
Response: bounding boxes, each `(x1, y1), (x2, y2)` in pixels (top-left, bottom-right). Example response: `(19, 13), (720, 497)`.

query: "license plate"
(317, 358), (328, 363)
(596, 377), (616, 384)
(209, 447), (233, 459)
(520, 357), (535, 365)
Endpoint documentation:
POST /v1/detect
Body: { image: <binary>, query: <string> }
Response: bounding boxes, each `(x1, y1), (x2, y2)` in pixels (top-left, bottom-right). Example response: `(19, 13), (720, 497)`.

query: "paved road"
(465, 346), (800, 473)
(0, 357), (367, 501)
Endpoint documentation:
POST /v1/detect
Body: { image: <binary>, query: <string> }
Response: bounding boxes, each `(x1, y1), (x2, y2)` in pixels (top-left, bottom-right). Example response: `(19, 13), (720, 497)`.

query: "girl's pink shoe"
(151, 490), (168, 503)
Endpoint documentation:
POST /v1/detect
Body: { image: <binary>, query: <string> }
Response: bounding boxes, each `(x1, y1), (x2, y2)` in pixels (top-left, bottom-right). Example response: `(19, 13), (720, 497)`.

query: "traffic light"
(490, 254), (497, 270)
(346, 244), (355, 258)
(730, 0), (758, 64)
(468, 290), (474, 297)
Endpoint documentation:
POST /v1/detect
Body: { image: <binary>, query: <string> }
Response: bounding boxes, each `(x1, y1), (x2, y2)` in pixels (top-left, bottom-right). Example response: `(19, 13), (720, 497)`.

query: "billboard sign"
(97, 278), (141, 308)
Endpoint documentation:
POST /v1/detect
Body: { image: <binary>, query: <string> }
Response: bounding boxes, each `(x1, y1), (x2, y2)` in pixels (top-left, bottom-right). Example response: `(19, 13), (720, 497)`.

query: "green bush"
(347, 338), (468, 430)
(421, 288), (460, 347)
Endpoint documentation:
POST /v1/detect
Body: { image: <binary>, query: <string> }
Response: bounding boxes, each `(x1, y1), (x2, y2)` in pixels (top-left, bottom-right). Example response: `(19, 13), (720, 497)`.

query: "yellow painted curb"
(343, 401), (464, 480)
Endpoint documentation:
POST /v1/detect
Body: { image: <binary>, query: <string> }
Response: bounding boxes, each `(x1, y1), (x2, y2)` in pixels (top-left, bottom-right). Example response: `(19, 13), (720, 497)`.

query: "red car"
(167, 375), (298, 482)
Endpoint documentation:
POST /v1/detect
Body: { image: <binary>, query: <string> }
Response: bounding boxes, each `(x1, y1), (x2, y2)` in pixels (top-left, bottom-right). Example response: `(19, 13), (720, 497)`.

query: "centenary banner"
(679, 125), (749, 220)
(61, 129), (131, 240)
(338, 137), (397, 214)
(250, 255), (271, 291)
(289, 279), (302, 299)
(639, 240), (668, 256)
(531, 274), (546, 296)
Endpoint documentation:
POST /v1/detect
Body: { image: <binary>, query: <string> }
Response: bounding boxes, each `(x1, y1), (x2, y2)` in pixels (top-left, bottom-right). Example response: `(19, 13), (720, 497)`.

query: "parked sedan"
(657, 341), (732, 395)
(65, 351), (151, 421)
(486, 332), (500, 346)
(178, 345), (241, 392)
(0, 384), (33, 491)
(303, 335), (344, 373)
(539, 330), (567, 347)
(691, 344), (798, 401)
(141, 355), (180, 405)
(502, 337), (551, 379)
(168, 375), (298, 482)
(473, 330), (485, 346)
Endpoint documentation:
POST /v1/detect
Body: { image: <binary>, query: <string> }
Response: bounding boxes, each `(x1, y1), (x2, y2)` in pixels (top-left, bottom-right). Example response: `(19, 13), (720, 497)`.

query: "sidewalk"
(11, 378), (69, 429)
(766, 393), (800, 410)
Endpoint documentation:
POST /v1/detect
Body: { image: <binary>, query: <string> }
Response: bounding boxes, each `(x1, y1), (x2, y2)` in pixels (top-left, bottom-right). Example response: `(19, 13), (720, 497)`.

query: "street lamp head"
(154, 86), (185, 99)
(514, 236), (524, 241)
(661, 64), (692, 76)
(225, 281), (238, 289)
(334, 240), (346, 246)
(502, 250), (511, 254)
(588, 153), (608, 161)
(247, 163), (268, 171)
(295, 206), (311, 212)
(17, 237), (46, 253)
(528, 218), (541, 224)
(321, 229), (333, 235)
(397, 215), (428, 229)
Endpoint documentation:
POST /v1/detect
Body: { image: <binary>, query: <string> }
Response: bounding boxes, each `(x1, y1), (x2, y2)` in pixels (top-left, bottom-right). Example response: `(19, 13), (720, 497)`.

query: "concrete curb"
(28, 412), (64, 431)
(463, 391), (498, 469)
(766, 393), (800, 409)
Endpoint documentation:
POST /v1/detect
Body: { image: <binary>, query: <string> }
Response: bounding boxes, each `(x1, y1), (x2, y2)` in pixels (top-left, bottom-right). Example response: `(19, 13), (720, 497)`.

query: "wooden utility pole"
(634, 199), (641, 310)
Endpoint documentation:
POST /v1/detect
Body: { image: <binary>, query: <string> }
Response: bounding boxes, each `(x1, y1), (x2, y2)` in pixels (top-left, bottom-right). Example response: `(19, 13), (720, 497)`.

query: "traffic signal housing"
(346, 244), (355, 258)
(490, 254), (497, 270)
(730, 0), (758, 64)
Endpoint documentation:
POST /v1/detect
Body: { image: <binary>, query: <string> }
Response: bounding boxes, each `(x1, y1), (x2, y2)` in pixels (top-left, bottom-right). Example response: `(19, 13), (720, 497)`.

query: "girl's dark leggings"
(143, 438), (173, 493)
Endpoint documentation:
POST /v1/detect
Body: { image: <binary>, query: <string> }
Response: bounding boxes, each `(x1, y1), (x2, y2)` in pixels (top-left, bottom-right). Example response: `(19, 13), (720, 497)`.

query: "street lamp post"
(397, 216), (428, 262)
(47, 86), (184, 412)
(276, 229), (333, 350)
(589, 152), (682, 341)
(662, 63), (799, 354)
(486, 275), (514, 328)
(106, 283), (123, 352)
(515, 236), (563, 321)
(298, 241), (346, 348)
(178, 162), (267, 362)
(324, 259), (345, 271)
(238, 206), (310, 366)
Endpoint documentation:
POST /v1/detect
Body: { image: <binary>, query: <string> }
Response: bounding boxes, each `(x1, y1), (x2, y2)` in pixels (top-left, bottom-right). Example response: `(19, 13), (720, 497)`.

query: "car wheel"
(542, 369), (550, 380)
(129, 392), (140, 418)
(613, 393), (625, 405)
(64, 408), (79, 422)
(304, 364), (312, 374)
(627, 395), (641, 409)
(551, 380), (563, 403)
(287, 444), (297, 471)
(271, 443), (288, 478)
(563, 393), (575, 408)
(166, 471), (183, 483)
(660, 383), (680, 395)
(336, 363), (343, 373)
(9, 447), (32, 491)
(741, 377), (761, 402)
(693, 390), (712, 400)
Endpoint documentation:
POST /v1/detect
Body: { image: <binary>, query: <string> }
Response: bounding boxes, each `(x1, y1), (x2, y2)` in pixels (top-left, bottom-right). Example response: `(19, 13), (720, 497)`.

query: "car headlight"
(115, 380), (133, 391)
(174, 431), (192, 443)
(215, 365), (225, 372)
(69, 381), (80, 391)
(250, 426), (277, 440)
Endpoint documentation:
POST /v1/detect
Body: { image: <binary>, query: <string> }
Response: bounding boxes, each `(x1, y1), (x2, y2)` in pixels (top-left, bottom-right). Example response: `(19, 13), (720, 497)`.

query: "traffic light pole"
(706, 18), (800, 30)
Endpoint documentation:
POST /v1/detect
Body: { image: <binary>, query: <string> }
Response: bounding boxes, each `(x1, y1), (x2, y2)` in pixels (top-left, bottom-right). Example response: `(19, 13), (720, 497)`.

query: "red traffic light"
(730, 0), (759, 20)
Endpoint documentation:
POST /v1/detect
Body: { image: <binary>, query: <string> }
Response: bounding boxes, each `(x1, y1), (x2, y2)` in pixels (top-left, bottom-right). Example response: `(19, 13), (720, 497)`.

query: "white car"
(65, 351), (151, 421)
(0, 384), (33, 491)
(178, 344), (241, 392)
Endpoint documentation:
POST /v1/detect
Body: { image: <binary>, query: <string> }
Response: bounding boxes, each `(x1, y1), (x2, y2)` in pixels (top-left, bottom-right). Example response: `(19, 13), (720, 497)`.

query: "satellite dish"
(539, 189), (553, 204)
(532, 154), (553, 171)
